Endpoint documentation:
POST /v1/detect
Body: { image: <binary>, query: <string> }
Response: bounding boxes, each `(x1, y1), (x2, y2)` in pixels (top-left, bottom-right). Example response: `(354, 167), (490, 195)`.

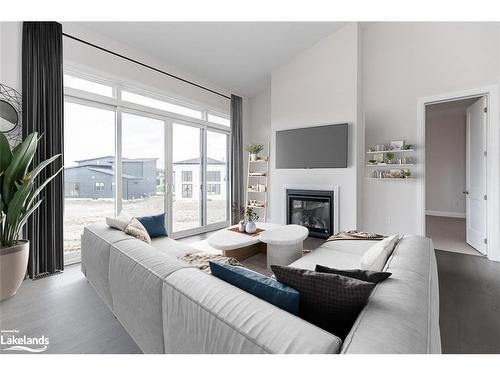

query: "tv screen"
(275, 123), (348, 169)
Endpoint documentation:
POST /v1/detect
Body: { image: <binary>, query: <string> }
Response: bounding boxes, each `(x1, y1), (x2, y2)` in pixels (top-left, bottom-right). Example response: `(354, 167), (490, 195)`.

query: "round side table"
(259, 224), (309, 271)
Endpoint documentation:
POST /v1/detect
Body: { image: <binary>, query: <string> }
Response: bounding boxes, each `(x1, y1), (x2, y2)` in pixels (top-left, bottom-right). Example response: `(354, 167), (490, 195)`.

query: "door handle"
(462, 190), (469, 195)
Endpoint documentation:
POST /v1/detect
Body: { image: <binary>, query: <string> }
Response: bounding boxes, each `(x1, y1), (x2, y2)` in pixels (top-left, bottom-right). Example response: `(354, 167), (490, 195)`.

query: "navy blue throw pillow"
(209, 261), (300, 315)
(137, 213), (168, 238)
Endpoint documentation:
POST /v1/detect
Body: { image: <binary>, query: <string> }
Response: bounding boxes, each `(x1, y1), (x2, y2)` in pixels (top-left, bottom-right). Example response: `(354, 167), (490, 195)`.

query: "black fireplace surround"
(286, 189), (334, 239)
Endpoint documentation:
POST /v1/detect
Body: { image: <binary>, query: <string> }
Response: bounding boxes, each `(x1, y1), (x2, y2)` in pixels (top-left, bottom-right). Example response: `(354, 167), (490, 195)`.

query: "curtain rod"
(62, 32), (231, 100)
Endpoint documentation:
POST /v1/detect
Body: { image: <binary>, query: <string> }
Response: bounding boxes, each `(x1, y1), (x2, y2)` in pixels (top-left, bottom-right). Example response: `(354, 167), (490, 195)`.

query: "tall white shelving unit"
(245, 142), (270, 222)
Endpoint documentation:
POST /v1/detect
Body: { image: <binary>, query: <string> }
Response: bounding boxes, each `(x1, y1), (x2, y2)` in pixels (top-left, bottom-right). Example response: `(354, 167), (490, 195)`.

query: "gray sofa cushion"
(341, 235), (441, 353)
(81, 224), (132, 310)
(162, 268), (342, 354)
(150, 236), (200, 257)
(108, 239), (192, 354)
(289, 240), (375, 270)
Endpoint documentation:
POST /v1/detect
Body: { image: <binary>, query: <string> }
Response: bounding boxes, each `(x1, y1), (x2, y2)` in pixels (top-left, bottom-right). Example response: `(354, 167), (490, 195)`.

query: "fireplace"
(286, 189), (335, 239)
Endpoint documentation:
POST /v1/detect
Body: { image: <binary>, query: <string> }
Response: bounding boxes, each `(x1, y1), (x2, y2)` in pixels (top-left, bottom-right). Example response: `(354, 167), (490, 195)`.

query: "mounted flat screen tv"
(276, 123), (348, 169)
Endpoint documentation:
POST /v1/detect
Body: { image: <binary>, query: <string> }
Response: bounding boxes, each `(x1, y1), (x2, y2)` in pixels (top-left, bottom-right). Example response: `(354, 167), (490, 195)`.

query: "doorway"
(424, 96), (486, 256)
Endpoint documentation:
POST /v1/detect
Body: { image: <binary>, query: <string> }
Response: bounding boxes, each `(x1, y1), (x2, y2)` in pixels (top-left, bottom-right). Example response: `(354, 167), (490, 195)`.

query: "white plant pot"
(250, 153), (258, 162)
(245, 221), (256, 234)
(238, 222), (246, 232)
(0, 240), (29, 301)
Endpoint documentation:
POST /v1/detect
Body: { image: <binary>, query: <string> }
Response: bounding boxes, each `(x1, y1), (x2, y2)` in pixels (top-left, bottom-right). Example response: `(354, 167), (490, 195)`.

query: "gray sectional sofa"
(81, 223), (441, 354)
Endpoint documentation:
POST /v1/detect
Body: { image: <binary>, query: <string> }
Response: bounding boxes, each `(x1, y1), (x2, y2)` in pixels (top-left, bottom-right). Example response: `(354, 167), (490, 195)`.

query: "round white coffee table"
(259, 224), (309, 270)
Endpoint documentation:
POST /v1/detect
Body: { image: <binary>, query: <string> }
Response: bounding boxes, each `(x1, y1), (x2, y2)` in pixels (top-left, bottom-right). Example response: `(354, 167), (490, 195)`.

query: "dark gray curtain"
(230, 94), (244, 224)
(22, 22), (64, 278)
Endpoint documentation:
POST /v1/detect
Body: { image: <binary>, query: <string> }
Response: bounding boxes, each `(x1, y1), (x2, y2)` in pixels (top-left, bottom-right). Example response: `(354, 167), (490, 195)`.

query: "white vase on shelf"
(245, 221), (256, 234)
(250, 153), (257, 162)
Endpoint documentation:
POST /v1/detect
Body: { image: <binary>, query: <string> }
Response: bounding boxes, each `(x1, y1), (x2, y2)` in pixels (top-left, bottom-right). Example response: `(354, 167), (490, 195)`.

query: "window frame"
(63, 68), (231, 250)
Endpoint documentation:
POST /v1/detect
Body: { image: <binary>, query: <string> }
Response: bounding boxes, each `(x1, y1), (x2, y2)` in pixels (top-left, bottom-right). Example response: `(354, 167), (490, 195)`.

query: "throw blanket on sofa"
(326, 230), (386, 242)
(179, 252), (243, 273)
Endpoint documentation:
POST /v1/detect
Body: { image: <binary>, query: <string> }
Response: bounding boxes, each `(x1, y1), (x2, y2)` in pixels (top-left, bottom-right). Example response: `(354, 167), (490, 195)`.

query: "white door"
(465, 97), (487, 254)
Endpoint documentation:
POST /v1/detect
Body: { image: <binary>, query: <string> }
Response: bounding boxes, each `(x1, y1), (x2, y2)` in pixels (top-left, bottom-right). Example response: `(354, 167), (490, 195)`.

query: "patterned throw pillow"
(124, 218), (152, 244)
(271, 265), (375, 340)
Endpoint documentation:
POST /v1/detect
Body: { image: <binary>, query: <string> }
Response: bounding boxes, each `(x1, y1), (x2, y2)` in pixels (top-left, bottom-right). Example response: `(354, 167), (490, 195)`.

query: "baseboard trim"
(426, 210), (466, 219)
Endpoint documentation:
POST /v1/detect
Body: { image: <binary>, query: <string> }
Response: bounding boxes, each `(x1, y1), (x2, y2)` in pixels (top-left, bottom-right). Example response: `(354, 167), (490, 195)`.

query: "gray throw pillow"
(271, 265), (375, 340)
(315, 265), (391, 283)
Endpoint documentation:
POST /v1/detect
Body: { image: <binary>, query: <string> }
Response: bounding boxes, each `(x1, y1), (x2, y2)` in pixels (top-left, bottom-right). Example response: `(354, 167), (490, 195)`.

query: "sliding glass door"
(206, 130), (229, 225)
(121, 112), (165, 217)
(171, 122), (202, 233)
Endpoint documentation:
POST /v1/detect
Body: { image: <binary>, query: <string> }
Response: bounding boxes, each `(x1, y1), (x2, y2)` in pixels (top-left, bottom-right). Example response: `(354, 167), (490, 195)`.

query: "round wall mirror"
(0, 84), (22, 145)
(0, 99), (19, 133)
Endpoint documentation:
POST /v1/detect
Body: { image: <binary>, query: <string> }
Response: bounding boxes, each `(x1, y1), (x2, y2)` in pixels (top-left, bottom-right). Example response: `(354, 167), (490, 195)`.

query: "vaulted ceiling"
(69, 22), (347, 97)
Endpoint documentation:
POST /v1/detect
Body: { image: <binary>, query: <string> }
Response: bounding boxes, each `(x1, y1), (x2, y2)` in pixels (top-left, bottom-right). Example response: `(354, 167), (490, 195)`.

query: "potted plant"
(245, 207), (259, 234)
(231, 202), (246, 231)
(385, 152), (395, 164)
(245, 143), (264, 162)
(0, 132), (62, 301)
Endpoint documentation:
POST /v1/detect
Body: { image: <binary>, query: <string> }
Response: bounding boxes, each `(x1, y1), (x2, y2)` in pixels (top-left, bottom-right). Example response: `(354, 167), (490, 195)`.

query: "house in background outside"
(64, 155), (227, 202)
(172, 157), (227, 201)
(64, 156), (158, 199)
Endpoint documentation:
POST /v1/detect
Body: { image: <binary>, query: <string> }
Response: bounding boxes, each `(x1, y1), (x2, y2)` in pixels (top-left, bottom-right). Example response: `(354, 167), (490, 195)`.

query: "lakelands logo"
(1, 329), (49, 353)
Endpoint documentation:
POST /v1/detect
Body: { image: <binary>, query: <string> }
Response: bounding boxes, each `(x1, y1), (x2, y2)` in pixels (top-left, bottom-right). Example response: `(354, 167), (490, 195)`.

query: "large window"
(63, 72), (230, 264)
(63, 101), (116, 264)
(121, 112), (165, 217)
(207, 131), (229, 224)
(122, 90), (202, 120)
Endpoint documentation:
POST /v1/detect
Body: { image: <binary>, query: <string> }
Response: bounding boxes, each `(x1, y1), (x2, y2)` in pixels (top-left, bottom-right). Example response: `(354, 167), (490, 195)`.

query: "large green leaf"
(27, 154), (62, 181)
(25, 166), (63, 210)
(2, 132), (38, 206)
(0, 132), (12, 175)
(5, 180), (32, 225)
(13, 198), (43, 237)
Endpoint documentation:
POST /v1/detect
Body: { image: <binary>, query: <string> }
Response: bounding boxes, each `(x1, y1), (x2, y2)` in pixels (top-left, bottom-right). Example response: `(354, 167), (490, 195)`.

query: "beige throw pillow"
(125, 218), (152, 244)
(360, 235), (400, 272)
(106, 215), (132, 231)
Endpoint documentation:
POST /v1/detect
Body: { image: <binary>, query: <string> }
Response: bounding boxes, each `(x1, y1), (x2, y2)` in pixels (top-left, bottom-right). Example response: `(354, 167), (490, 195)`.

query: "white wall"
(0, 22), (22, 91)
(269, 23), (362, 229)
(362, 22), (500, 234)
(425, 106), (466, 217)
(247, 85), (272, 146)
(62, 23), (231, 114)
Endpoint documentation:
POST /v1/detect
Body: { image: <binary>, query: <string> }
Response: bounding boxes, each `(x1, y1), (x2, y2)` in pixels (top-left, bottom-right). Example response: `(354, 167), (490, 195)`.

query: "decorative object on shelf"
(0, 131), (63, 301)
(390, 140), (405, 150)
(366, 140), (415, 180)
(238, 221), (246, 232)
(245, 207), (259, 234)
(245, 143), (264, 162)
(245, 142), (269, 221)
(0, 83), (23, 146)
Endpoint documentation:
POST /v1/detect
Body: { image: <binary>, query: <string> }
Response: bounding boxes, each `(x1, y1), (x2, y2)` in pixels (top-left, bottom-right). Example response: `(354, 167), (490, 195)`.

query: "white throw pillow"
(124, 218), (152, 244)
(360, 235), (400, 272)
(106, 215), (132, 232)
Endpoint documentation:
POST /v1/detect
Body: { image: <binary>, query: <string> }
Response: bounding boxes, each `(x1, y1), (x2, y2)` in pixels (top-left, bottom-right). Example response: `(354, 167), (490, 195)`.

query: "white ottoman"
(260, 224), (309, 270)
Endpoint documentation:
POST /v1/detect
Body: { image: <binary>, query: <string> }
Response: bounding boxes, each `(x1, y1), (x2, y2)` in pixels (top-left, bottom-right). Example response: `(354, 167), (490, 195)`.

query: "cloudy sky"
(64, 102), (227, 169)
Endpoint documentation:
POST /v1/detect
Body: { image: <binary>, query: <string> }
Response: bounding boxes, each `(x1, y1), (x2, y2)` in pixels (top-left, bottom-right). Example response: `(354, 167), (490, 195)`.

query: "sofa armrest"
(162, 268), (341, 354)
